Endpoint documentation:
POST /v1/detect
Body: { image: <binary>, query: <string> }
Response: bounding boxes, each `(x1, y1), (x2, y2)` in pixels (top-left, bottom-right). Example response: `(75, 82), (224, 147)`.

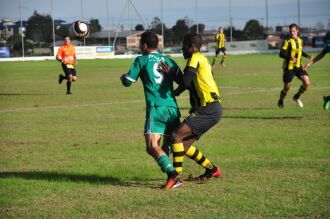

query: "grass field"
(0, 54), (329, 218)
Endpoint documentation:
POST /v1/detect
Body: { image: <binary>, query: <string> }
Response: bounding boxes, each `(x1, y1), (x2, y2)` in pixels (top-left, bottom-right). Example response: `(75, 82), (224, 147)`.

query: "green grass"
(0, 54), (329, 218)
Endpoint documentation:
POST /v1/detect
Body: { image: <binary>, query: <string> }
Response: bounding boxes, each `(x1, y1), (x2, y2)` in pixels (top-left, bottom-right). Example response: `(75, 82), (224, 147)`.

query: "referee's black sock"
(66, 81), (71, 93)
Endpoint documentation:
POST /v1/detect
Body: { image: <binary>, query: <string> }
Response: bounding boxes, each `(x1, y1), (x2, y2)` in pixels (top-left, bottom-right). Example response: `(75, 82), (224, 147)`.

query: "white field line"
(0, 86), (329, 113)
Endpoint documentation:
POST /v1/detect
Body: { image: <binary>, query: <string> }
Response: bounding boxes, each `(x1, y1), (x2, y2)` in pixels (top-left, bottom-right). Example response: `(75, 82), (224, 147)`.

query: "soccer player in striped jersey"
(211, 27), (227, 68)
(277, 23), (312, 108)
(56, 36), (77, 95)
(120, 31), (184, 189)
(165, 33), (222, 189)
(304, 40), (330, 110)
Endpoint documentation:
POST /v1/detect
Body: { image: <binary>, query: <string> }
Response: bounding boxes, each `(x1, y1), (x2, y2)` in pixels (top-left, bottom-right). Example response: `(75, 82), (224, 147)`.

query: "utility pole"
(229, 0), (233, 42)
(19, 0), (25, 57)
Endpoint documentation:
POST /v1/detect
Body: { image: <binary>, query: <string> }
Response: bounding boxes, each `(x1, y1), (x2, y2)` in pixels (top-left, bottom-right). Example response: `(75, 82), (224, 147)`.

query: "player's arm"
(301, 50), (311, 59)
(182, 55), (199, 90)
(73, 53), (78, 65)
(56, 47), (63, 63)
(182, 66), (196, 89)
(304, 50), (326, 70)
(279, 40), (290, 59)
(172, 68), (186, 96)
(158, 59), (186, 96)
(120, 57), (141, 87)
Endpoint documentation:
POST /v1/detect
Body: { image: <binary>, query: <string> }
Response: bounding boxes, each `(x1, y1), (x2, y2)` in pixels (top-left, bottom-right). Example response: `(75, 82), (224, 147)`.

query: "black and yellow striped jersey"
(215, 33), (226, 48)
(185, 52), (221, 110)
(280, 36), (308, 70)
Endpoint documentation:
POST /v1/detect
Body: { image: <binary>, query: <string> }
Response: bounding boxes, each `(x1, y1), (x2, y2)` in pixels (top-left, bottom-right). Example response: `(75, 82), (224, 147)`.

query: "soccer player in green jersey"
(304, 40), (330, 110)
(211, 27), (227, 68)
(165, 33), (222, 189)
(120, 31), (184, 189)
(277, 23), (312, 108)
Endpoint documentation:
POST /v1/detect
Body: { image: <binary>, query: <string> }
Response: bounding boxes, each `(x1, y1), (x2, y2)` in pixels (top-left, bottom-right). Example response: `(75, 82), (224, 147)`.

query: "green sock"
(157, 154), (175, 176)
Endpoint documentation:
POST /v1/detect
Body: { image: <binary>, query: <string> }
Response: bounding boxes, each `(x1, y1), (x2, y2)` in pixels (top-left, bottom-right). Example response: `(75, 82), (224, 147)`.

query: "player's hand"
(303, 62), (311, 70)
(158, 61), (171, 74)
(291, 57), (297, 64)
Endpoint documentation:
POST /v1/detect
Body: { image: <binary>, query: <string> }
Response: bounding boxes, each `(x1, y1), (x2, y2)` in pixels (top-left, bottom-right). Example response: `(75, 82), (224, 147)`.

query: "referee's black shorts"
(61, 63), (77, 77)
(283, 67), (308, 83)
(184, 101), (222, 139)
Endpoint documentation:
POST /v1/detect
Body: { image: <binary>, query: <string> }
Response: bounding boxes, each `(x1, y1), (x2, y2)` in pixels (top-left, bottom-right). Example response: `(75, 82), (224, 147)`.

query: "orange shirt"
(56, 44), (76, 65)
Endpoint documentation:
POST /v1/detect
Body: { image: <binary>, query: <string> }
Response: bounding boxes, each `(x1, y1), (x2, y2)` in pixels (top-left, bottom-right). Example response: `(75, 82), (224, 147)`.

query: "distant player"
(120, 31), (184, 189)
(304, 40), (330, 110)
(277, 23), (312, 108)
(211, 27), (227, 68)
(56, 36), (77, 95)
(165, 33), (222, 189)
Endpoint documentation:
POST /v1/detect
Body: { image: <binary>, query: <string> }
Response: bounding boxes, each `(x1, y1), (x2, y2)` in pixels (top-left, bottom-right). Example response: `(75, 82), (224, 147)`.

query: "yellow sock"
(172, 143), (184, 174)
(185, 146), (213, 169)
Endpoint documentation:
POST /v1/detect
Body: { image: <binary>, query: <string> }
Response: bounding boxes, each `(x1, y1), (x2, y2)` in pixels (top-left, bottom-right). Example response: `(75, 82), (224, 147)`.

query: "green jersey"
(121, 52), (182, 108)
(323, 41), (330, 54)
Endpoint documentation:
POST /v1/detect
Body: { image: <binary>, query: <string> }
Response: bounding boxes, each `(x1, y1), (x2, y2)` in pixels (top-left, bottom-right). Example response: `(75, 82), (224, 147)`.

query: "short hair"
(140, 31), (159, 49)
(183, 33), (203, 50)
(289, 23), (299, 30)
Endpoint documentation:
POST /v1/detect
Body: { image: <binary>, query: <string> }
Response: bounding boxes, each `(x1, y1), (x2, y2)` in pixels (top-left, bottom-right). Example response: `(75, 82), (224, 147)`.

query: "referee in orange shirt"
(56, 36), (78, 95)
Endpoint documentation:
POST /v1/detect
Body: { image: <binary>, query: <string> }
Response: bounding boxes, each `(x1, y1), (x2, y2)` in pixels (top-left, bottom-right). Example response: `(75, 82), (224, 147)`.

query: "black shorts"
(184, 101), (222, 139)
(283, 67), (308, 83)
(215, 47), (226, 55)
(61, 63), (77, 77)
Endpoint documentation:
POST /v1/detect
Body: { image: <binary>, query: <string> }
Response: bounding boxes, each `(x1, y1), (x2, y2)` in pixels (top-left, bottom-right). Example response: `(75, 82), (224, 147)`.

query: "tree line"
(5, 10), (278, 54)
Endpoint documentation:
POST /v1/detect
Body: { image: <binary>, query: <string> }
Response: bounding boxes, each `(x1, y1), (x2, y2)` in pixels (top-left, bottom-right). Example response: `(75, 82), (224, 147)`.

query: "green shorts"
(144, 106), (181, 135)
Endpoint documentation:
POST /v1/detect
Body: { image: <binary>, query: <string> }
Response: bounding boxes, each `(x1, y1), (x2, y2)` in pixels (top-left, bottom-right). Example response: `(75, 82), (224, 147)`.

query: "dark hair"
(140, 31), (159, 49)
(289, 23), (299, 30)
(183, 33), (203, 50)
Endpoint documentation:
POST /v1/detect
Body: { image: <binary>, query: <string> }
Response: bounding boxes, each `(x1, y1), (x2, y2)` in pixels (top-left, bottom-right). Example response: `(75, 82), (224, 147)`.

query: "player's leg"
(212, 49), (220, 67)
(146, 106), (182, 189)
(66, 74), (72, 95)
(145, 134), (176, 175)
(164, 122), (193, 189)
(278, 70), (293, 108)
(184, 102), (222, 180)
(171, 122), (194, 174)
(293, 73), (310, 107)
(220, 49), (227, 67)
(59, 63), (68, 84)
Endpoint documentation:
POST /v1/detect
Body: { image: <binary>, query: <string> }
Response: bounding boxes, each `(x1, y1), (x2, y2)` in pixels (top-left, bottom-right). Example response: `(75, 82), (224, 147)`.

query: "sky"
(0, 0), (329, 30)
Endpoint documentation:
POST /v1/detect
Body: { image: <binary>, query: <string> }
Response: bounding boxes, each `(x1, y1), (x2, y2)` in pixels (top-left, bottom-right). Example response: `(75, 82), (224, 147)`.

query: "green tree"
(25, 10), (53, 43)
(89, 18), (102, 34)
(55, 25), (69, 40)
(171, 19), (189, 44)
(224, 26), (245, 41)
(148, 17), (163, 34)
(243, 19), (265, 40)
(135, 24), (145, 31)
(189, 24), (205, 34)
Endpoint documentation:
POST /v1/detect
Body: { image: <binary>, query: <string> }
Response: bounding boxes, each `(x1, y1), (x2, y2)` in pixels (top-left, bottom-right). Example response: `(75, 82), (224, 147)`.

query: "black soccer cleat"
(66, 91), (72, 95)
(58, 75), (64, 84)
(197, 166), (221, 181)
(277, 99), (284, 109)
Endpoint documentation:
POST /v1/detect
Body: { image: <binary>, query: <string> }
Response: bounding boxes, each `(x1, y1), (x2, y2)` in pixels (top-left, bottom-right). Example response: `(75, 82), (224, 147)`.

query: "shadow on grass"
(0, 171), (163, 189)
(223, 115), (303, 120)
